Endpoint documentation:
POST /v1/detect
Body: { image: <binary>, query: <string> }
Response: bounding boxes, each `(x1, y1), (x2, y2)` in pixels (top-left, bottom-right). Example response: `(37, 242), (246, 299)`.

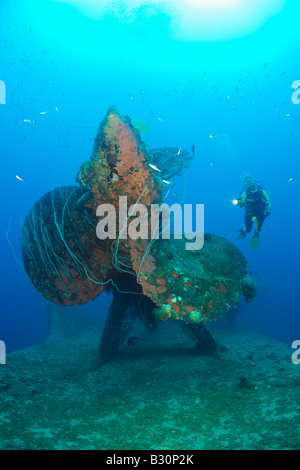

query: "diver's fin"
(250, 233), (260, 248)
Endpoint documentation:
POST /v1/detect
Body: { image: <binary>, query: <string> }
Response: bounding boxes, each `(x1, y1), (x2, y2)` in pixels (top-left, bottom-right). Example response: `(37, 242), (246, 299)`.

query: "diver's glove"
(237, 227), (246, 239)
(237, 199), (244, 208)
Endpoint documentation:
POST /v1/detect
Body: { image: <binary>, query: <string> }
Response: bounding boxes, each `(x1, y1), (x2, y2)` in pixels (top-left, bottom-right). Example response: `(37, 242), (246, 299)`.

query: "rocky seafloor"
(0, 320), (299, 450)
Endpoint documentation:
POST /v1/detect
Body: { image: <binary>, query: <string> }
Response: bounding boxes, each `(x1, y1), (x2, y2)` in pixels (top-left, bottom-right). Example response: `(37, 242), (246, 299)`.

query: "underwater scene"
(0, 0), (300, 452)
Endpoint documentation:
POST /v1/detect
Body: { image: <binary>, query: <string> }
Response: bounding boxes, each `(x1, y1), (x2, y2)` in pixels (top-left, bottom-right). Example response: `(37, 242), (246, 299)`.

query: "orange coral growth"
(81, 106), (163, 210)
(218, 283), (228, 294)
(171, 271), (181, 279)
(184, 305), (195, 313)
(21, 186), (115, 306)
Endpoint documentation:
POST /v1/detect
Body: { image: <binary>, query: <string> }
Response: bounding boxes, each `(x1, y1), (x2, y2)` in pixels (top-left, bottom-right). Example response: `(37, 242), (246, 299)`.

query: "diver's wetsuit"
(240, 187), (270, 233)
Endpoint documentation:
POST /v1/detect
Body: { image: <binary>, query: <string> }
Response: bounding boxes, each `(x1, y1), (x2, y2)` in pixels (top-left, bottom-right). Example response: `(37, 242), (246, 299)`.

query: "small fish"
(128, 94), (134, 102)
(40, 111), (47, 115)
(288, 178), (293, 182)
(263, 62), (269, 68)
(127, 336), (139, 347)
(163, 179), (172, 184)
(55, 106), (59, 111)
(23, 119), (31, 123)
(173, 192), (177, 196)
(209, 134), (217, 140)
(16, 175), (23, 181)
(157, 117), (163, 121)
(177, 147), (182, 155)
(149, 164), (161, 172)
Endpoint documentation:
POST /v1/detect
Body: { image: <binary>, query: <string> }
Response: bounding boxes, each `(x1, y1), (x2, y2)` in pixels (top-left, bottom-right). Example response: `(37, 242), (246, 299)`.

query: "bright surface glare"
(53, 0), (286, 41)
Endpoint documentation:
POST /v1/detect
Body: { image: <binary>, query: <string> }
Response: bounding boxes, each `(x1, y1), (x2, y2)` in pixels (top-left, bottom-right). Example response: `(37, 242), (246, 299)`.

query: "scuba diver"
(234, 175), (271, 248)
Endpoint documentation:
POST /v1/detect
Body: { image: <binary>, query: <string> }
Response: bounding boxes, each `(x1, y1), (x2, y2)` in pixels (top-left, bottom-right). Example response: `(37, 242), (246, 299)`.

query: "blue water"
(1, 0), (300, 353)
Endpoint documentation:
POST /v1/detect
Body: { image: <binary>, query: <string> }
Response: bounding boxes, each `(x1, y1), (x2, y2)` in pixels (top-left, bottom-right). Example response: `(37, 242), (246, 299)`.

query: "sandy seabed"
(0, 321), (299, 450)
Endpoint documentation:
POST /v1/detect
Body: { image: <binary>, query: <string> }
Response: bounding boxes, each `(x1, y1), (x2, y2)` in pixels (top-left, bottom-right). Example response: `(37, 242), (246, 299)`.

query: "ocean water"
(0, 0), (300, 451)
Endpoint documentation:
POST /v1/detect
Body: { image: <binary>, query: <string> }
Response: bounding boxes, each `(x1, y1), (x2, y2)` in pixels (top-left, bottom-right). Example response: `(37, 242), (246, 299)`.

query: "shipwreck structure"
(21, 106), (255, 359)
